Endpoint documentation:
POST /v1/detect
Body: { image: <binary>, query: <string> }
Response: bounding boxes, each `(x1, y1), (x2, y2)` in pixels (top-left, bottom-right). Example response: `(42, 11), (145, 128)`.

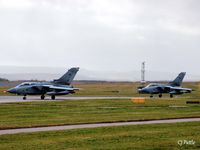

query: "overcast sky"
(0, 0), (200, 75)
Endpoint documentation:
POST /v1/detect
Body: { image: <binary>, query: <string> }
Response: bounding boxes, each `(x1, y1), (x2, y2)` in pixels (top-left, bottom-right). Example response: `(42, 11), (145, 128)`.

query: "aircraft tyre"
(170, 94), (173, 98)
(51, 95), (55, 100)
(23, 96), (26, 100)
(159, 94), (162, 98)
(41, 95), (45, 100)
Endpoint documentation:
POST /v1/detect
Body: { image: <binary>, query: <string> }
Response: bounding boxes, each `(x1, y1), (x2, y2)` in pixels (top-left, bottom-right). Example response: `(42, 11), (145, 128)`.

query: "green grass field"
(0, 99), (200, 129)
(0, 121), (199, 150)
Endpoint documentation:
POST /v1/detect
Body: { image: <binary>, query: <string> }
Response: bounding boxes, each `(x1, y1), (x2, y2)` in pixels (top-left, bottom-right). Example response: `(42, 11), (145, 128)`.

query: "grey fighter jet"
(138, 72), (192, 98)
(7, 67), (79, 100)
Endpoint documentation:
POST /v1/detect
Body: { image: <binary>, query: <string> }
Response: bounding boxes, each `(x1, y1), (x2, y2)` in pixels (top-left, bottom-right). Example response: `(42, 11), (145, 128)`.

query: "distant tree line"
(0, 78), (9, 82)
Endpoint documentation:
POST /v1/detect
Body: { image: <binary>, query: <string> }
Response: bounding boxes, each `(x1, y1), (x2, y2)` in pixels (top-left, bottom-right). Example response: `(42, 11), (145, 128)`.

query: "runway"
(0, 118), (200, 135)
(0, 96), (132, 103)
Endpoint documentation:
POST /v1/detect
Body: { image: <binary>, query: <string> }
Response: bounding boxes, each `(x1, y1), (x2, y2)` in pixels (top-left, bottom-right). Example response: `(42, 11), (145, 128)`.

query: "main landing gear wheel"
(150, 95), (153, 98)
(23, 96), (26, 100)
(170, 94), (173, 98)
(41, 95), (45, 100)
(51, 95), (55, 100)
(159, 94), (162, 98)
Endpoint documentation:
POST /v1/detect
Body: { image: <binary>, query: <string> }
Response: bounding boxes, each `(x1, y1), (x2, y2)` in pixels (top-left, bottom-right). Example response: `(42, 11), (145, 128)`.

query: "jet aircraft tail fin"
(168, 72), (186, 87)
(53, 67), (79, 85)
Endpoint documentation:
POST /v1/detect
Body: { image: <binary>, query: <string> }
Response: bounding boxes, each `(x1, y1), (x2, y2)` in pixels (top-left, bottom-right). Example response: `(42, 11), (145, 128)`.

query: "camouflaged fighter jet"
(7, 67), (79, 100)
(138, 72), (192, 98)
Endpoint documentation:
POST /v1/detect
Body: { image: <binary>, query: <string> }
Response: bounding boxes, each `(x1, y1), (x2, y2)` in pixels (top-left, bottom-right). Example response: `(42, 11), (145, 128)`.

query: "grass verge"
(0, 99), (200, 129)
(0, 121), (200, 149)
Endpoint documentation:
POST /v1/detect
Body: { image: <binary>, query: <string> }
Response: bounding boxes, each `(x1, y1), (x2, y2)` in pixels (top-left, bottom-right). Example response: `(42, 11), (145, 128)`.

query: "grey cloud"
(0, 0), (200, 80)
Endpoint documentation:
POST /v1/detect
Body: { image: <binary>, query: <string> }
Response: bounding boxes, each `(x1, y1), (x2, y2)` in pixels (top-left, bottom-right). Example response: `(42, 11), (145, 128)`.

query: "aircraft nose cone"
(138, 89), (143, 94)
(138, 88), (147, 94)
(7, 88), (17, 94)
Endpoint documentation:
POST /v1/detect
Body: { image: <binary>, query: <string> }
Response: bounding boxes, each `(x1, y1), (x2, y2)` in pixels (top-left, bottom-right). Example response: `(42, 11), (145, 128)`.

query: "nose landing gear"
(23, 95), (26, 100)
(51, 95), (55, 100)
(41, 95), (45, 100)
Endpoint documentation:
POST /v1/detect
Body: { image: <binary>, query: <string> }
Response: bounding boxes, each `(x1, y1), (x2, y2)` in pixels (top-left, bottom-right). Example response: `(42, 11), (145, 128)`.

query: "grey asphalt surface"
(0, 118), (200, 135)
(0, 96), (132, 103)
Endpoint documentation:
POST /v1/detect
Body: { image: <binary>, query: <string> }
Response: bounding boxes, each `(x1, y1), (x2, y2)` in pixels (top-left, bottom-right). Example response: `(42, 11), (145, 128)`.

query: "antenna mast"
(141, 61), (146, 87)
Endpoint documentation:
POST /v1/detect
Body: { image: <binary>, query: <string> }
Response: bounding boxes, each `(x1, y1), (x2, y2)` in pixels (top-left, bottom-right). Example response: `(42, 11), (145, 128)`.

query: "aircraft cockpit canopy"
(17, 82), (36, 87)
(146, 83), (158, 88)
